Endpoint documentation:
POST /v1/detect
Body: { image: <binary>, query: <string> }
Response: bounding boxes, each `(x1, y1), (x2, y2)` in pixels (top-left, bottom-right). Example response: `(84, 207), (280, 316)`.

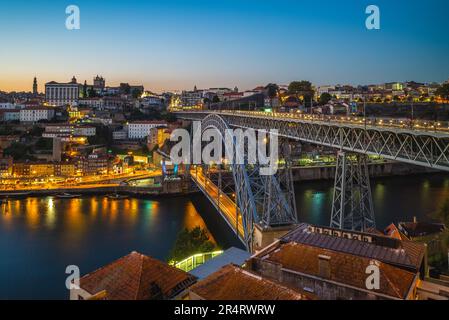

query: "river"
(1, 174), (448, 299)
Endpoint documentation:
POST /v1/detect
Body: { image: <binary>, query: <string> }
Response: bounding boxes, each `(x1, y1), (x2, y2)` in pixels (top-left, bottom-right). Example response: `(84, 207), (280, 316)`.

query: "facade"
(127, 121), (168, 140)
(244, 223), (428, 300)
(19, 107), (55, 123)
(181, 90), (203, 107)
(45, 77), (80, 106)
(0, 109), (20, 121)
(43, 124), (96, 138)
(77, 154), (110, 176)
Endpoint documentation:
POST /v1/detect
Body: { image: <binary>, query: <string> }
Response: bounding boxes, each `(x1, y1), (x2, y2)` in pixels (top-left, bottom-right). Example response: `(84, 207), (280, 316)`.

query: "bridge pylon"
(330, 151), (376, 232)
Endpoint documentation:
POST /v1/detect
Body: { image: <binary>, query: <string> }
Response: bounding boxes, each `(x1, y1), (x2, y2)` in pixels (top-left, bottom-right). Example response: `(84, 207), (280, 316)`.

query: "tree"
(436, 83), (449, 100)
(169, 226), (216, 262)
(288, 81), (315, 108)
(132, 88), (143, 99)
(212, 95), (220, 103)
(319, 92), (332, 105)
(265, 83), (279, 109)
(433, 198), (449, 226)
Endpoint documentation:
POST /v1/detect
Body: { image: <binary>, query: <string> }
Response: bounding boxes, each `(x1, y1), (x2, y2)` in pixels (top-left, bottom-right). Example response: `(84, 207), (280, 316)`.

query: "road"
(0, 170), (162, 192)
(191, 167), (245, 238)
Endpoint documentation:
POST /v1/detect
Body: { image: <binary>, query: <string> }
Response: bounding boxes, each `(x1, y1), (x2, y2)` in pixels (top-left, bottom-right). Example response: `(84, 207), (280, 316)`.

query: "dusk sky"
(0, 0), (448, 92)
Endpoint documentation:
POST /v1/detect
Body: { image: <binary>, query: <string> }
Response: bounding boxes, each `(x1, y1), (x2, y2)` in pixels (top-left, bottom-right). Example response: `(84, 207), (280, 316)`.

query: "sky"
(0, 0), (448, 93)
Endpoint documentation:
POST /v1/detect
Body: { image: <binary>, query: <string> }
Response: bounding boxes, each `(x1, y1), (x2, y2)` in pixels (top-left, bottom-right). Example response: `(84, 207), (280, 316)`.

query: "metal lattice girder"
(177, 111), (449, 172)
(330, 152), (376, 232)
(193, 114), (297, 251)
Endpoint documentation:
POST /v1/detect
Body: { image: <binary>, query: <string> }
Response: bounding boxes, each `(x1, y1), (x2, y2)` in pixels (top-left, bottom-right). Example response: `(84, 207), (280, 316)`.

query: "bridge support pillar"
(253, 223), (295, 252)
(330, 151), (376, 232)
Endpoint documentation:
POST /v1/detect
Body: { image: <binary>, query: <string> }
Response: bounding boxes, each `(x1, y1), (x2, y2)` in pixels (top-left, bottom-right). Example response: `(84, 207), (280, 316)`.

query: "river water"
(0, 174), (448, 299)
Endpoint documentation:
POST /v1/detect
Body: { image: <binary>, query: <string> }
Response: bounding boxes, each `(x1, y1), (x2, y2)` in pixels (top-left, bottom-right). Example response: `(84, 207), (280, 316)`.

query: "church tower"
(33, 77), (38, 95)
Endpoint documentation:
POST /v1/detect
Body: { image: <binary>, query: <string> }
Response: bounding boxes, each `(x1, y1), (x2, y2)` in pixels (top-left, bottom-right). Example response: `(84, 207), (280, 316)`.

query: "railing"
(174, 250), (224, 273)
(176, 109), (449, 134)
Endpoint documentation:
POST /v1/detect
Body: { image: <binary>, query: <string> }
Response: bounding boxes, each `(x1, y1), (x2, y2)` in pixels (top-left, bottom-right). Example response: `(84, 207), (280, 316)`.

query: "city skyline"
(1, 0), (449, 92)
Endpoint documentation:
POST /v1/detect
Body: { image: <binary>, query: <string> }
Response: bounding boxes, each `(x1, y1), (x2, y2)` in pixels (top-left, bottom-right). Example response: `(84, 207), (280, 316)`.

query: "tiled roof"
(399, 221), (446, 238)
(79, 251), (197, 300)
(281, 223), (425, 271)
(261, 242), (417, 299)
(189, 264), (309, 300)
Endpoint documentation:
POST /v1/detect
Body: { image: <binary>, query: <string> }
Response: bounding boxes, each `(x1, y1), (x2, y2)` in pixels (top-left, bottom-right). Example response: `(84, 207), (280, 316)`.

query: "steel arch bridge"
(176, 110), (449, 250)
(191, 114), (297, 251)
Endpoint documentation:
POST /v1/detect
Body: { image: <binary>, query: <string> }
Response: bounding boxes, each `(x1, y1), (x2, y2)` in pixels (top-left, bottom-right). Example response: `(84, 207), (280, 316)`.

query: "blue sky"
(0, 0), (448, 92)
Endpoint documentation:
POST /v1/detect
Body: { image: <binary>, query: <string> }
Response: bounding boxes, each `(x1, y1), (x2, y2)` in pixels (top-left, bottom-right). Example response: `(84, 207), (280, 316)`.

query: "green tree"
(288, 81), (315, 108)
(132, 88), (143, 99)
(436, 83), (449, 100)
(169, 226), (216, 262)
(319, 92), (332, 105)
(212, 95), (220, 103)
(35, 137), (53, 150)
(433, 198), (449, 226)
(265, 83), (279, 109)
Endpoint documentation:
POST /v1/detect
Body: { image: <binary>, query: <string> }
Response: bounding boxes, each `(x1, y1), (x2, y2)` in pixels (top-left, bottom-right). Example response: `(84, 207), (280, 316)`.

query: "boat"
(56, 193), (81, 199)
(106, 193), (129, 200)
(0, 191), (32, 198)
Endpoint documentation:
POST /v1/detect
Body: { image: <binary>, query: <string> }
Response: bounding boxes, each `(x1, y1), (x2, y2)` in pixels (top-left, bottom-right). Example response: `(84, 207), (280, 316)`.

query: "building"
(45, 77), (80, 106)
(77, 153), (110, 176)
(0, 109), (20, 121)
(93, 75), (105, 90)
(54, 162), (76, 177)
(77, 98), (104, 109)
(43, 124), (96, 138)
(70, 251), (197, 300)
(181, 90), (203, 108)
(127, 121), (168, 140)
(147, 127), (171, 149)
(19, 107), (55, 123)
(244, 223), (429, 300)
(33, 77), (38, 95)
(188, 264), (308, 300)
(0, 156), (13, 176)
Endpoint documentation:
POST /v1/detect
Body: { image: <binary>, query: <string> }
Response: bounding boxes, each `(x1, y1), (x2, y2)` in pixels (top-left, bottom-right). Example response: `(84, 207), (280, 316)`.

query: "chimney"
(318, 255), (331, 279)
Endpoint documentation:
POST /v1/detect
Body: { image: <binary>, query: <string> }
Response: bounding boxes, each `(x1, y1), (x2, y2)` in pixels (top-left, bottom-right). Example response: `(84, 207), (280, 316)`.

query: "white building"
(1, 110), (20, 121)
(45, 77), (80, 106)
(43, 124), (96, 138)
(20, 107), (55, 123)
(127, 121), (167, 139)
(77, 98), (104, 109)
(0, 102), (14, 109)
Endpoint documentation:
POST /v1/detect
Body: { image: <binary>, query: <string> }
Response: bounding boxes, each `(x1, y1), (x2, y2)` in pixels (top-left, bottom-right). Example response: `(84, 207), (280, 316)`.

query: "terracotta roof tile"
(79, 252), (197, 300)
(260, 242), (417, 299)
(281, 223), (425, 271)
(189, 265), (310, 300)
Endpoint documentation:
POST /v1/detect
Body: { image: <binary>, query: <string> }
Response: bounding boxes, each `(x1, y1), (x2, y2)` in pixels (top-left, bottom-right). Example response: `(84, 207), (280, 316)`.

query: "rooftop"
(398, 221), (446, 238)
(281, 223), (426, 271)
(189, 264), (308, 300)
(79, 251), (197, 300)
(256, 242), (418, 299)
(189, 247), (251, 280)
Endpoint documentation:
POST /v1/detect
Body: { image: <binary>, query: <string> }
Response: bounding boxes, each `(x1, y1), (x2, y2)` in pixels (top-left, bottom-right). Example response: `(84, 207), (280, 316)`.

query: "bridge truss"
(194, 114), (297, 251)
(178, 111), (449, 235)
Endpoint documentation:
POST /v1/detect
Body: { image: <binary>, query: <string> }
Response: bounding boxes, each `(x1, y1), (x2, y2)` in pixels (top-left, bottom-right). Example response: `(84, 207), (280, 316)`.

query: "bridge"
(175, 110), (449, 252)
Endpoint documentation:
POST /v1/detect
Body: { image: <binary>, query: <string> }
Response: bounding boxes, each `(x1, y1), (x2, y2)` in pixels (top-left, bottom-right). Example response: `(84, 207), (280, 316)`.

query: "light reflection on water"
(1, 174), (449, 299)
(0, 195), (213, 299)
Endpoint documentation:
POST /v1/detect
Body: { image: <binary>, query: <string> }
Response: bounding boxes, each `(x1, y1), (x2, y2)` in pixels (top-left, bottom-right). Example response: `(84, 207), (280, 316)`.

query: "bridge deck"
(190, 167), (245, 241)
